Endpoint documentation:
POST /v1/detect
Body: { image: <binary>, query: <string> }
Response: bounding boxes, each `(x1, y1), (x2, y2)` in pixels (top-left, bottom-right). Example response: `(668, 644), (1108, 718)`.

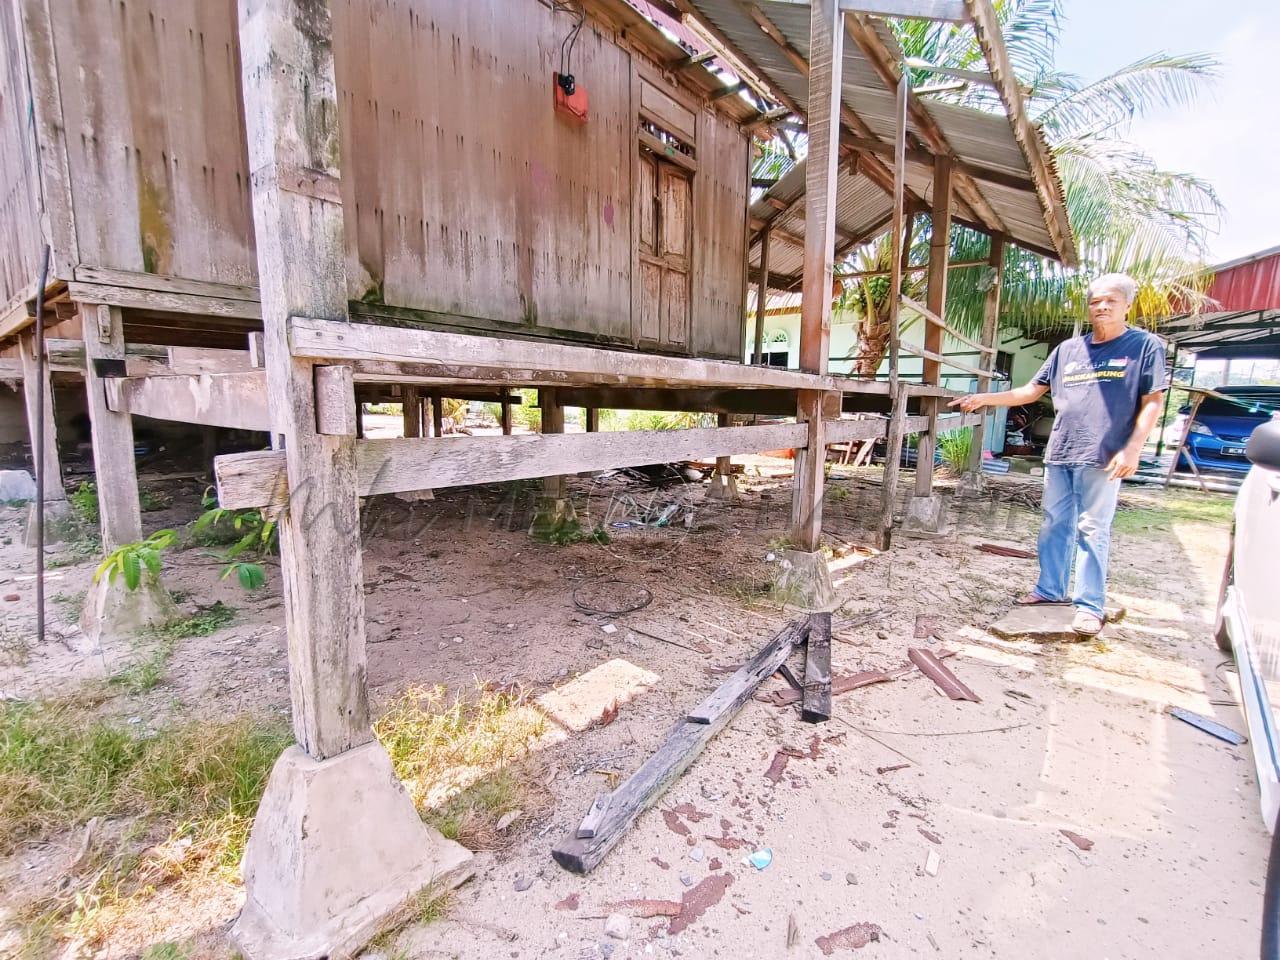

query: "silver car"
(1217, 417), (1280, 829)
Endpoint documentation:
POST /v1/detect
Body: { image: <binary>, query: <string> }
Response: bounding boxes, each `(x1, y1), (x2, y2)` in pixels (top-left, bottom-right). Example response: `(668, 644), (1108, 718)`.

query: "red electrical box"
(553, 72), (588, 123)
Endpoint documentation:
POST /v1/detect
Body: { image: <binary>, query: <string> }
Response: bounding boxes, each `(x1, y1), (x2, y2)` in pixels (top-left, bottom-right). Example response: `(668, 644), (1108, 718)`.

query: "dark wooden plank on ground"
(801, 612), (832, 723)
(552, 619), (808, 874)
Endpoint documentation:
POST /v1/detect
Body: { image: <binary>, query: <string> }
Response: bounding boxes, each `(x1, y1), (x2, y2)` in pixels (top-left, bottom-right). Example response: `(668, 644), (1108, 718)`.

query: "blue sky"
(1053, 0), (1279, 263)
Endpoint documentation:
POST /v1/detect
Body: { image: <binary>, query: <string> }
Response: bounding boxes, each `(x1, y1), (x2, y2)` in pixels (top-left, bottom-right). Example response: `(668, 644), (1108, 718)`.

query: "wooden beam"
(82, 305), (142, 550)
(66, 280), (262, 321)
(839, 134), (1035, 193)
(968, 237), (1005, 474)
(550, 386), (798, 416)
(18, 332), (66, 501)
(401, 386), (421, 438)
(801, 611), (832, 723)
(963, 0), (1076, 265)
(314, 365), (356, 436)
(553, 618), (809, 874)
(900, 296), (996, 355)
(289, 317), (847, 392)
(769, 0), (966, 20)
(213, 422), (811, 511)
(103, 371), (271, 431)
(238, 0), (370, 759)
(878, 380), (908, 549)
(500, 390), (513, 435)
(824, 417), (889, 444)
(844, 14), (1006, 237)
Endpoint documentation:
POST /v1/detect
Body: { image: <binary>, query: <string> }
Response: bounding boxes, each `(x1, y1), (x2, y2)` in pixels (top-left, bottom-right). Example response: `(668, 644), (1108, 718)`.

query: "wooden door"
(635, 151), (691, 349)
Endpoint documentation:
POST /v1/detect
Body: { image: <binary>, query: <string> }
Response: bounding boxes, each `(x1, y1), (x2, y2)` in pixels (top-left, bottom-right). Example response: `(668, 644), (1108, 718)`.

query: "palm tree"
(838, 0), (1221, 365)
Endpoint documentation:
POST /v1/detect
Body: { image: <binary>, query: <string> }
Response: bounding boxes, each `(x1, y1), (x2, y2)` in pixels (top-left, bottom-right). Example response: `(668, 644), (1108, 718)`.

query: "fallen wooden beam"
(801, 612), (833, 723)
(213, 421), (809, 510)
(552, 619), (809, 874)
(103, 371), (271, 431)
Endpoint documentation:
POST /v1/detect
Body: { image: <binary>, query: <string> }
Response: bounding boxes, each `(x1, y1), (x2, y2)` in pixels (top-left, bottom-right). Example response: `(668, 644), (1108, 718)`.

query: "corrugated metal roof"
(685, 0), (1073, 264)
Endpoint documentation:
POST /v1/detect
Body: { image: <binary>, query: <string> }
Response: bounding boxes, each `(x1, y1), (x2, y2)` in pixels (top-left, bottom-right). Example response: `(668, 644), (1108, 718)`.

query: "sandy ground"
(0, 461), (1267, 960)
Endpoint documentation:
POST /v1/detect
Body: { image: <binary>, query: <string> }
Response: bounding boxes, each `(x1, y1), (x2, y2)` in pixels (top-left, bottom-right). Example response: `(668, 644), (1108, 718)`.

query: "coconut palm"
(839, 0), (1221, 364)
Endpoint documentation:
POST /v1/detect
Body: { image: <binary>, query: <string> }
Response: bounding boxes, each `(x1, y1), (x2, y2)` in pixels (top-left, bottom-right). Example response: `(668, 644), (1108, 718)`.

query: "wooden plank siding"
(16, 0), (748, 360)
(0, 5), (46, 304)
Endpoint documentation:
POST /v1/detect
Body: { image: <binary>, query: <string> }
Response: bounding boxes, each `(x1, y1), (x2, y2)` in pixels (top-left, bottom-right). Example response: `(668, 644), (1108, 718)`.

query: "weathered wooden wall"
(18, 0), (749, 358)
(0, 5), (45, 307)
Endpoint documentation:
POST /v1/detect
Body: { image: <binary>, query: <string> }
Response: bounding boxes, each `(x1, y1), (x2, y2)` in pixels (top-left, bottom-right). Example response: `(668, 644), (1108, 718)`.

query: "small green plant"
(93, 530), (177, 591)
(937, 428), (974, 475)
(150, 602), (236, 641)
(137, 486), (172, 513)
(70, 481), (100, 525)
(141, 944), (190, 960)
(110, 604), (237, 696)
(530, 517), (610, 546)
(194, 489), (277, 590)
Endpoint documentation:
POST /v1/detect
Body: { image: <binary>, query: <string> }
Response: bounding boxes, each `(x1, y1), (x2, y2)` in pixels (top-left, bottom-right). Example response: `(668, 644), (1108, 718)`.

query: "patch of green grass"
(530, 516), (609, 546)
(50, 590), (85, 614)
(1, 700), (290, 951)
(1112, 492), (1234, 535)
(47, 533), (102, 569)
(149, 602), (236, 641)
(375, 684), (546, 846)
(70, 481), (99, 526)
(141, 943), (190, 960)
(109, 603), (237, 695)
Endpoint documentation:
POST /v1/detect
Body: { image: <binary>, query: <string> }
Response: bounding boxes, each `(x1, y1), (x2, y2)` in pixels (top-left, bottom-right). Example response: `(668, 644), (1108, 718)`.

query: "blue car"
(1178, 385), (1280, 474)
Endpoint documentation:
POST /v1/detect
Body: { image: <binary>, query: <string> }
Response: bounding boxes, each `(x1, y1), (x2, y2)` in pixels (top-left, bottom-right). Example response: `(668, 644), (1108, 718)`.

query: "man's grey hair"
(1087, 273), (1138, 305)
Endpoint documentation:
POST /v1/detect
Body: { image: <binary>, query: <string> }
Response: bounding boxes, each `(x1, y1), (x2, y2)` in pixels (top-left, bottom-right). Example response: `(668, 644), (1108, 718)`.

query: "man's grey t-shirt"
(1032, 327), (1168, 466)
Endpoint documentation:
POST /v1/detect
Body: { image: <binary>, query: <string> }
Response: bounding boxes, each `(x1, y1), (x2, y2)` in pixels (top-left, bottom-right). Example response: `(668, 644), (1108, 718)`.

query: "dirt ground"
(0, 461), (1266, 959)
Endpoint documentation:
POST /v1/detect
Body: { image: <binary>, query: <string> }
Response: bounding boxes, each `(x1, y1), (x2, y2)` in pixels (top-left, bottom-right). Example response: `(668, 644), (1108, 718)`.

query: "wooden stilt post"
(541, 388), (565, 500)
(402, 386), (421, 438)
(965, 236), (1005, 482)
(914, 156), (952, 496)
(431, 392), (444, 438)
(585, 407), (599, 433)
(790, 0), (843, 560)
(500, 389), (513, 435)
(709, 411), (738, 500)
(230, 3), (469, 957)
(82, 304), (142, 551)
(18, 330), (66, 504)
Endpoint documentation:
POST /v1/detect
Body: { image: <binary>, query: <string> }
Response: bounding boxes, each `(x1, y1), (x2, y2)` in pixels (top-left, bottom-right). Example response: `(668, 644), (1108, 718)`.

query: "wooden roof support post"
(238, 0), (370, 761)
(878, 73), (910, 550)
(913, 155), (952, 497)
(753, 225), (771, 365)
(791, 0), (843, 555)
(402, 386), (421, 438)
(82, 304), (142, 550)
(966, 236), (1005, 476)
(230, 5), (472, 959)
(18, 331), (66, 504)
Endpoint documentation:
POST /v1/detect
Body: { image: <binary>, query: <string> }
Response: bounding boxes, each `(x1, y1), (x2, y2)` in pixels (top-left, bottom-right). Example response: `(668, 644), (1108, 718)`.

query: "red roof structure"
(1205, 244), (1280, 313)
(1164, 244), (1280, 358)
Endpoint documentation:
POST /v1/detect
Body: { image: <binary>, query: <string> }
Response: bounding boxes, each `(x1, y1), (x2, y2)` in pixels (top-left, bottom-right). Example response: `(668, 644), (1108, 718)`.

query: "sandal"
(1014, 591), (1068, 606)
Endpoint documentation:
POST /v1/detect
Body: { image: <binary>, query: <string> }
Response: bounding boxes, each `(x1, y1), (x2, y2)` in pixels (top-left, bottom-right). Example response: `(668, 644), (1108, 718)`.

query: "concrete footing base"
(78, 572), (179, 654)
(231, 741), (474, 960)
(22, 498), (76, 547)
(989, 603), (1127, 642)
(706, 472), (739, 501)
(901, 494), (948, 535)
(529, 496), (578, 540)
(954, 471), (986, 499)
(775, 549), (836, 613)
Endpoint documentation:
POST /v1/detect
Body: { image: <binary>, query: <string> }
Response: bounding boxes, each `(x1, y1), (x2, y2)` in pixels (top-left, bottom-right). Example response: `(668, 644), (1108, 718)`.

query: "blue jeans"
(1033, 464), (1121, 617)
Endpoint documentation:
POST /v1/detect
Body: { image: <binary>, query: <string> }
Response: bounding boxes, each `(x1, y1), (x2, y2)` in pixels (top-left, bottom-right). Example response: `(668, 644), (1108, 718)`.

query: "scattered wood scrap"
(815, 922), (883, 955)
(908, 648), (980, 702)
(1060, 829), (1094, 851)
(552, 619), (809, 874)
(762, 669), (890, 707)
(801, 611), (832, 723)
(976, 542), (1036, 559)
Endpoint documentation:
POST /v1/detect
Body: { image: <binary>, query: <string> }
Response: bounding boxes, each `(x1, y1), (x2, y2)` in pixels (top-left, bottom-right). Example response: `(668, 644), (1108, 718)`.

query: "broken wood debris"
(801, 611), (833, 723)
(913, 613), (940, 639)
(576, 793), (612, 839)
(975, 542), (1037, 559)
(1059, 829), (1094, 851)
(908, 648), (980, 702)
(761, 648), (958, 708)
(815, 922), (884, 955)
(553, 619), (808, 874)
(1168, 706), (1246, 745)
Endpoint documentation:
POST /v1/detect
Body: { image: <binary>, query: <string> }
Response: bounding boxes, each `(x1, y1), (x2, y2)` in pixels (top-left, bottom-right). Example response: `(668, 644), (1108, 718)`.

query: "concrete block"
(231, 741), (474, 960)
(536, 658), (660, 732)
(901, 494), (947, 535)
(954, 471), (986, 499)
(775, 549), (836, 613)
(705, 472), (739, 501)
(989, 603), (1127, 642)
(0, 469), (35, 502)
(78, 571), (180, 654)
(23, 498), (76, 548)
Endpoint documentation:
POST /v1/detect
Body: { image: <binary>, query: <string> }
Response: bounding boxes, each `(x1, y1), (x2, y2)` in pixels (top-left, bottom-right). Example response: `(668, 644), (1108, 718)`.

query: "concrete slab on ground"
(989, 603), (1126, 642)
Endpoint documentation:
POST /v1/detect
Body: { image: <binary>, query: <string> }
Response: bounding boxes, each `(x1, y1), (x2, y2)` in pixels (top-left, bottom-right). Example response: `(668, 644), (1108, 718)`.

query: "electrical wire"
(555, 0), (585, 81)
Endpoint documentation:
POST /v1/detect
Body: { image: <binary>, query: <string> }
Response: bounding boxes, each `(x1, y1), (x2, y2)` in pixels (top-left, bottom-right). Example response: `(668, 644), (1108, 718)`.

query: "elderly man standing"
(949, 273), (1168, 636)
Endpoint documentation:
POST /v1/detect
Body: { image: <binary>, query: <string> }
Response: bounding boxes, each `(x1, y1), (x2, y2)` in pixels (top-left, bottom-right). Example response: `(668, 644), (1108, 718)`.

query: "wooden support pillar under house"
(229, 2), (470, 957)
(81, 303), (142, 551)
